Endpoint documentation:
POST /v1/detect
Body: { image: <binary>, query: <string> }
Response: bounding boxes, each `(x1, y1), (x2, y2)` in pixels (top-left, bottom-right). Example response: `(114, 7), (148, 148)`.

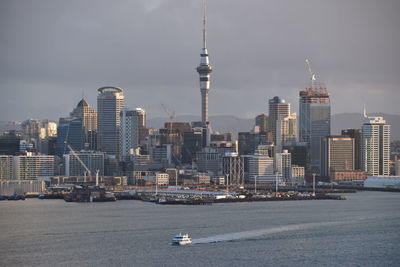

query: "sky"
(0, 0), (399, 121)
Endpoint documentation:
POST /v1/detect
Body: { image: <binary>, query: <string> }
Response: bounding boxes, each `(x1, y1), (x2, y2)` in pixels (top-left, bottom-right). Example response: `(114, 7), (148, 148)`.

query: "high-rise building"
(0, 131), (22, 155)
(56, 117), (84, 157)
(269, 96), (290, 144)
(255, 114), (268, 133)
(276, 113), (297, 151)
(342, 129), (362, 170)
(70, 98), (97, 150)
(97, 87), (124, 156)
(321, 136), (354, 177)
(299, 82), (330, 175)
(276, 150), (292, 182)
(70, 98), (97, 132)
(238, 131), (270, 155)
(196, 4), (213, 125)
(182, 129), (203, 164)
(119, 108), (146, 160)
(361, 113), (391, 176)
(282, 141), (309, 169)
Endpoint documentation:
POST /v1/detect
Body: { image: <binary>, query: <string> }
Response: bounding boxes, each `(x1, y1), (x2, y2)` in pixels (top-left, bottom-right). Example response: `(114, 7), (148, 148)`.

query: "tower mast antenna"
(203, 0), (207, 49)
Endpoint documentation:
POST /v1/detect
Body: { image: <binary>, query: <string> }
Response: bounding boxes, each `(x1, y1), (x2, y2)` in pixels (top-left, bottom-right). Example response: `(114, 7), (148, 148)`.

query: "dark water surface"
(1, 191), (399, 266)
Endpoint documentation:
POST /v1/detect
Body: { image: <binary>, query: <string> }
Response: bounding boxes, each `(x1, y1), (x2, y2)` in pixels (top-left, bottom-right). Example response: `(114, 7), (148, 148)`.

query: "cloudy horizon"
(1, 0), (399, 122)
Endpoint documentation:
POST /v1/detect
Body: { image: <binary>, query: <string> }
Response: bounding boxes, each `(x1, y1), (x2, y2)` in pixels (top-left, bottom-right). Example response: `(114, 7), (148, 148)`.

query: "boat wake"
(191, 221), (343, 244)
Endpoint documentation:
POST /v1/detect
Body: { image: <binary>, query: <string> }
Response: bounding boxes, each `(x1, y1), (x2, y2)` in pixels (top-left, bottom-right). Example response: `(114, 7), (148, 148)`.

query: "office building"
(342, 129), (362, 170)
(0, 131), (22, 155)
(70, 98), (98, 149)
(269, 96), (290, 144)
(299, 82), (330, 175)
(197, 146), (235, 176)
(321, 136), (354, 177)
(255, 114), (268, 133)
(120, 108), (146, 160)
(361, 113), (391, 176)
(64, 151), (105, 177)
(182, 130), (203, 163)
(97, 86), (124, 156)
(282, 141), (308, 169)
(56, 117), (84, 157)
(238, 131), (270, 155)
(276, 113), (297, 151)
(276, 150), (292, 182)
(247, 151), (275, 184)
(70, 98), (97, 132)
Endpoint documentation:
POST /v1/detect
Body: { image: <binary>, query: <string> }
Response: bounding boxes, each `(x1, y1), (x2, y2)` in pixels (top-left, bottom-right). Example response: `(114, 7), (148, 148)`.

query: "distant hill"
(149, 113), (400, 141)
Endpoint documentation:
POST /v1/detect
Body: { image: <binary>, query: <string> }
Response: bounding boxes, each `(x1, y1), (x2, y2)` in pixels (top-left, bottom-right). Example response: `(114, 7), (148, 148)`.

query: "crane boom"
(67, 145), (92, 179)
(305, 59), (317, 87)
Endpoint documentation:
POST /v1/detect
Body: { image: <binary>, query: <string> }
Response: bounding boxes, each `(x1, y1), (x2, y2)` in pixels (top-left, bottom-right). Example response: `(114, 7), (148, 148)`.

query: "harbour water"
(1, 191), (399, 266)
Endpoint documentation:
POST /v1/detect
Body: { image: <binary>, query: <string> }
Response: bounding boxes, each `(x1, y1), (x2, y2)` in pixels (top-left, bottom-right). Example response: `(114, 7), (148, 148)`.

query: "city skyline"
(1, 0), (399, 122)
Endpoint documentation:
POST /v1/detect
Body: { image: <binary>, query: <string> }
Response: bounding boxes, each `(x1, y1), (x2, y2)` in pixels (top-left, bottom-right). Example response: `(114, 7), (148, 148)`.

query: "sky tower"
(196, 1), (213, 125)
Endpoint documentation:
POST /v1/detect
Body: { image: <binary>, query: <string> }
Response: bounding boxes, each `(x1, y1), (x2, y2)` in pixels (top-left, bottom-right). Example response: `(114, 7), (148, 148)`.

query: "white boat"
(171, 233), (192, 245)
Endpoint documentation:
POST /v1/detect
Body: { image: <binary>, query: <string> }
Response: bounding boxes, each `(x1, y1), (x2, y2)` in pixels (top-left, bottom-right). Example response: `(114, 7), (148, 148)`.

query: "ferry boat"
(171, 233), (192, 245)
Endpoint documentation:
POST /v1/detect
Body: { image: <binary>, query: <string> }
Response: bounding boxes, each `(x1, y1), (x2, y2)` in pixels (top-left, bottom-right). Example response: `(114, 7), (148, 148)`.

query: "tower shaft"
(197, 1), (212, 125)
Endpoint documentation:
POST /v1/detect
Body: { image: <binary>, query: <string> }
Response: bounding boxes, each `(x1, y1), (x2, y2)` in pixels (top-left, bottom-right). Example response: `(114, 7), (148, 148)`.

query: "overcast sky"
(0, 0), (399, 121)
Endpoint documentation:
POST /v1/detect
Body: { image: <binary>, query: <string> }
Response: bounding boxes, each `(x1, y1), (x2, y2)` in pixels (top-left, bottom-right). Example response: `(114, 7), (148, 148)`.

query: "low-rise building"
(330, 170), (366, 182)
(291, 165), (305, 185)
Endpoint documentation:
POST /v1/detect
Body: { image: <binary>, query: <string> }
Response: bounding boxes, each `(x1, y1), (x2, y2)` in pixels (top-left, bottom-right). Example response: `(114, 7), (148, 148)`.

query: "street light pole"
(254, 175), (257, 194)
(225, 173), (229, 195)
(312, 173), (316, 196)
(155, 174), (158, 196)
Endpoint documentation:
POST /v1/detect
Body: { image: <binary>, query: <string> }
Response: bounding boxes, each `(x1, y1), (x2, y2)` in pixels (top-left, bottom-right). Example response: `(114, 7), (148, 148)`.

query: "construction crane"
(161, 103), (176, 126)
(160, 103), (182, 167)
(305, 59), (317, 88)
(67, 144), (92, 182)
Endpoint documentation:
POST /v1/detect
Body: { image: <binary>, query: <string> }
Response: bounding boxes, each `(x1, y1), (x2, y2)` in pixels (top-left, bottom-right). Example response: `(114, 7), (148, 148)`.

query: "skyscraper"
(119, 108), (146, 160)
(196, 3), (213, 125)
(276, 150), (292, 182)
(255, 114), (268, 133)
(361, 112), (391, 176)
(268, 96), (290, 144)
(97, 87), (124, 156)
(276, 113), (297, 151)
(299, 81), (330, 175)
(70, 98), (98, 150)
(70, 98), (97, 132)
(56, 117), (84, 157)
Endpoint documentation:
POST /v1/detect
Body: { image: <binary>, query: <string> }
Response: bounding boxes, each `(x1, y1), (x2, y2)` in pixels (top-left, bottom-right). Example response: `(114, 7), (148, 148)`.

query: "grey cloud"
(0, 0), (399, 121)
